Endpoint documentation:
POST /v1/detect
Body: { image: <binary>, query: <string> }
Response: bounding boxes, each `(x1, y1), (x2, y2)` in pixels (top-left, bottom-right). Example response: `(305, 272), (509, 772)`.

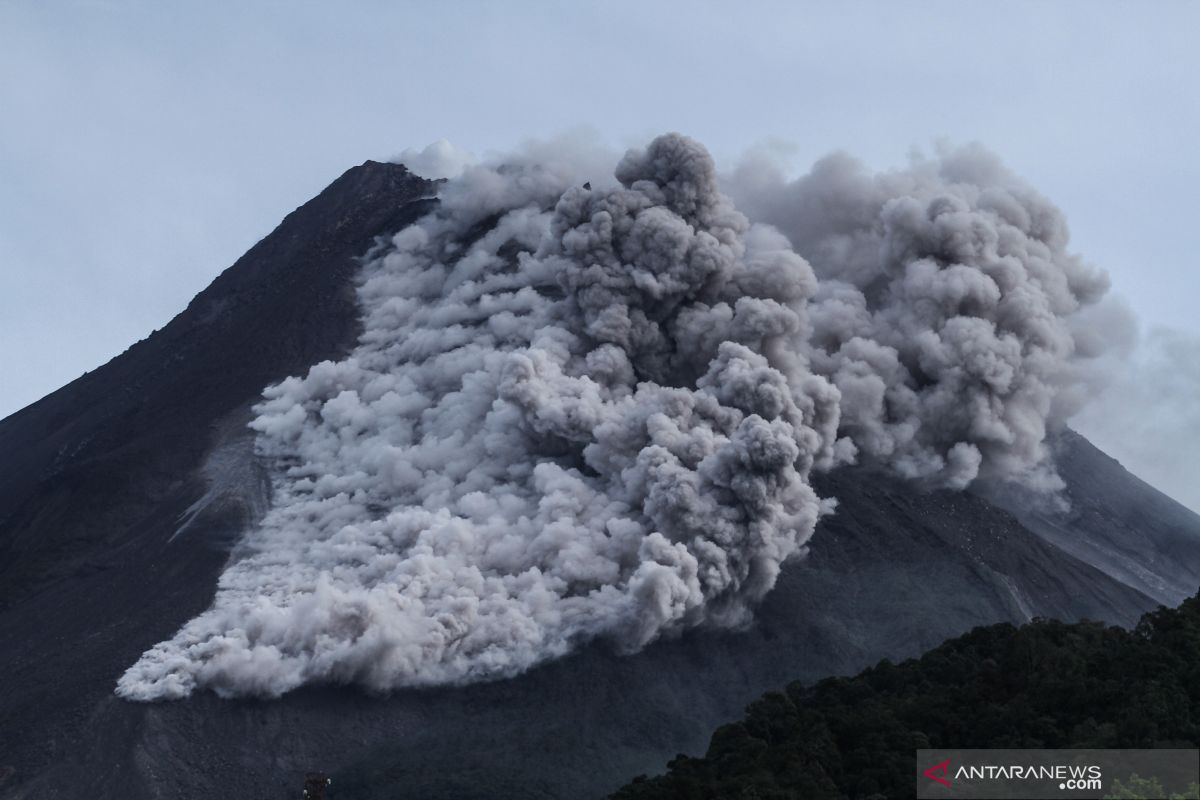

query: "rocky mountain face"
(0, 161), (1196, 799)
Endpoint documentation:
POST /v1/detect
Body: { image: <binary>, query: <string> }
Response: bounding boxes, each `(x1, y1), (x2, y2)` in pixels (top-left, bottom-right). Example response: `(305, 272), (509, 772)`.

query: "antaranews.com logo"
(916, 749), (1198, 799)
(923, 758), (1102, 792)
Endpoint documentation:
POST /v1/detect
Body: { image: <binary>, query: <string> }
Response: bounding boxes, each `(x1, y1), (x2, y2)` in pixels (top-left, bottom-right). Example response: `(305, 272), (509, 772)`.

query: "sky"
(1, 1), (1197, 508)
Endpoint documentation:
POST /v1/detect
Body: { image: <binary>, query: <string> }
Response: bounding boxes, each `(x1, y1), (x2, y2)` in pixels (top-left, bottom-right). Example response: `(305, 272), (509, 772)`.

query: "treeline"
(613, 591), (1200, 799)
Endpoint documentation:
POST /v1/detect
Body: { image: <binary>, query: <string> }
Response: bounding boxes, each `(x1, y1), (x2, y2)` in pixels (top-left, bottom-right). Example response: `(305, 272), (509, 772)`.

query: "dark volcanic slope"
(983, 429), (1200, 607)
(0, 161), (436, 797)
(0, 163), (1196, 800)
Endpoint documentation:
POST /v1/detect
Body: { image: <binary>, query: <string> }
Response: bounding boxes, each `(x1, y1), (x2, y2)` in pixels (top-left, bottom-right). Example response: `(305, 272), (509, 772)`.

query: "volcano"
(1, 159), (1197, 799)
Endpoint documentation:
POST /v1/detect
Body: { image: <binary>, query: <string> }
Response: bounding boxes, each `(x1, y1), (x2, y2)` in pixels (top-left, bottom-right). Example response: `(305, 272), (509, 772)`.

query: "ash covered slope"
(0, 161), (436, 796)
(327, 462), (1162, 800)
(0, 156), (1194, 800)
(985, 428), (1200, 607)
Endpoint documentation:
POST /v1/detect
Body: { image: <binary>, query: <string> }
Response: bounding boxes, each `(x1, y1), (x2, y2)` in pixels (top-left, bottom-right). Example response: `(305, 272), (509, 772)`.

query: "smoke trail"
(117, 134), (1117, 700)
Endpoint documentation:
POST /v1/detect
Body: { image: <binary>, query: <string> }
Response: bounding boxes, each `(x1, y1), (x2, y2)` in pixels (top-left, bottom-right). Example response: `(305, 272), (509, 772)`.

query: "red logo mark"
(924, 759), (951, 788)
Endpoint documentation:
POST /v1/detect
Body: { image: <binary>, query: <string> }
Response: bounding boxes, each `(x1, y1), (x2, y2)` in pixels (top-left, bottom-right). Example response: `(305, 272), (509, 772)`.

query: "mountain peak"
(0, 159), (437, 609)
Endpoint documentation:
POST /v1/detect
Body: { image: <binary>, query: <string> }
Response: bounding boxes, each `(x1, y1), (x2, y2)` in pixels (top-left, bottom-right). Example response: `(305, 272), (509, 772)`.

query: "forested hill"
(613, 591), (1200, 800)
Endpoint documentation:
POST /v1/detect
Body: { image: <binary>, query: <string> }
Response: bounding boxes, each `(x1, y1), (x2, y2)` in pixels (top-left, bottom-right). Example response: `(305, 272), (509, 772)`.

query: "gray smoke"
(730, 145), (1114, 489)
(118, 134), (1118, 700)
(117, 134), (841, 700)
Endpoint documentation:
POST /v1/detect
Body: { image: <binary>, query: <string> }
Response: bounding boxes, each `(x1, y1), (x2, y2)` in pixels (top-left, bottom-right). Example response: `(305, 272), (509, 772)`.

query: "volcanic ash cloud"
(117, 134), (1116, 700)
(117, 134), (842, 700)
(730, 146), (1113, 490)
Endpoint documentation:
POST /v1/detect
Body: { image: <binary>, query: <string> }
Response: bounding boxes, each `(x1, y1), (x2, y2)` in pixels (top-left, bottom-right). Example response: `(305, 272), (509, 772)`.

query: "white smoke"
(392, 139), (476, 180)
(118, 134), (1119, 700)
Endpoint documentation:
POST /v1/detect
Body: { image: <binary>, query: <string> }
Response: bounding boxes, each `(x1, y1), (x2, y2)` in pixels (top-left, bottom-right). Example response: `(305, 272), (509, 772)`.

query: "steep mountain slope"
(0, 161), (437, 796)
(982, 430), (1200, 607)
(0, 162), (1195, 799)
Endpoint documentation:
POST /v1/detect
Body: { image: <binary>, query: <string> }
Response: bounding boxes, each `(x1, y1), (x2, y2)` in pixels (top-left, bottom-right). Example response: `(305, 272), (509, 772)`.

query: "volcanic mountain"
(1, 159), (1197, 799)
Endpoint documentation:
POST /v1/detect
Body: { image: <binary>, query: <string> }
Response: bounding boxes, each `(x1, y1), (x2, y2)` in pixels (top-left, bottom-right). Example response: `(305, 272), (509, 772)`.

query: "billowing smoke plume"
(117, 135), (841, 700)
(118, 134), (1116, 700)
(730, 145), (1112, 490)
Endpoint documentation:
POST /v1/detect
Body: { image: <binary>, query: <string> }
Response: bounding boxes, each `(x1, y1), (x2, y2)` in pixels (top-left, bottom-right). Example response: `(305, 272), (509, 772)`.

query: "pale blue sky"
(2, 1), (1197, 504)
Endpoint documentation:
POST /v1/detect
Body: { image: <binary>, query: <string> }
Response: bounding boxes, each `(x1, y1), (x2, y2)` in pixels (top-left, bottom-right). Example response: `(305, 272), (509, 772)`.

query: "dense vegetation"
(613, 592), (1200, 799)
